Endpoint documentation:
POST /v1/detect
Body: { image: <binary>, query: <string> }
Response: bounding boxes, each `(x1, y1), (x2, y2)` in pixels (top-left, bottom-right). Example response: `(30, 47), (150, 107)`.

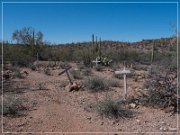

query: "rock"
(112, 121), (116, 125)
(129, 103), (136, 109)
(68, 82), (81, 92)
(165, 106), (174, 113)
(101, 122), (104, 125)
(86, 116), (91, 120)
(161, 121), (166, 125)
(136, 119), (140, 124)
(160, 127), (167, 131)
(168, 127), (177, 132)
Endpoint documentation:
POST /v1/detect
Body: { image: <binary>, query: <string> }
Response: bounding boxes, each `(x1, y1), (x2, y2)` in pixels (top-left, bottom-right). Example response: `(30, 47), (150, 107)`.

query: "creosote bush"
(95, 65), (103, 71)
(14, 70), (24, 79)
(84, 77), (108, 92)
(1, 95), (28, 116)
(44, 68), (51, 75)
(140, 65), (178, 112)
(38, 82), (46, 90)
(70, 69), (82, 79)
(107, 78), (120, 87)
(97, 98), (133, 119)
(81, 68), (92, 76)
(30, 64), (36, 71)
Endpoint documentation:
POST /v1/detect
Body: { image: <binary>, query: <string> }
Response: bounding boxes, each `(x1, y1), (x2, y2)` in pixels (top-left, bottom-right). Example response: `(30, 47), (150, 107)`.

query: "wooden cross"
(115, 66), (131, 100)
(92, 57), (101, 67)
(58, 66), (72, 84)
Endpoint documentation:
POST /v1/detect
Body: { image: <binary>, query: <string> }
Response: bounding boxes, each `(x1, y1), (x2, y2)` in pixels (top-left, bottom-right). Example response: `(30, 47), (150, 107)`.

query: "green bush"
(97, 98), (133, 119)
(1, 95), (27, 116)
(4, 45), (35, 67)
(95, 65), (103, 71)
(30, 64), (36, 71)
(14, 70), (24, 79)
(37, 82), (46, 90)
(107, 78), (120, 87)
(70, 69), (82, 79)
(44, 68), (51, 75)
(81, 68), (92, 76)
(141, 65), (178, 112)
(84, 77), (108, 92)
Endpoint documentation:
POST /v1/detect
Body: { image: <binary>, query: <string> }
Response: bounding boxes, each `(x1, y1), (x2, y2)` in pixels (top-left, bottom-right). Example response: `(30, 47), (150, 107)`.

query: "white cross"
(92, 58), (101, 67)
(115, 66), (131, 100)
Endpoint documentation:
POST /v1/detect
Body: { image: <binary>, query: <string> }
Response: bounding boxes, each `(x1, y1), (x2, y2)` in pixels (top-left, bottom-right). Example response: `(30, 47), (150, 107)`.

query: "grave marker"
(58, 66), (72, 84)
(92, 58), (101, 67)
(115, 66), (131, 100)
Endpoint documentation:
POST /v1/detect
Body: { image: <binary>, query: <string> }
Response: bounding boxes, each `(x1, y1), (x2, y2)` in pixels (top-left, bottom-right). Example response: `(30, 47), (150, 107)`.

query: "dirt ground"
(1, 62), (179, 134)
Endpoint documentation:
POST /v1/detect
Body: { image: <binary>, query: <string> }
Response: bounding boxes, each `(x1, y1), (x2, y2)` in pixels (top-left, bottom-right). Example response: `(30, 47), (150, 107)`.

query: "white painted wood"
(115, 66), (131, 100)
(92, 58), (100, 67)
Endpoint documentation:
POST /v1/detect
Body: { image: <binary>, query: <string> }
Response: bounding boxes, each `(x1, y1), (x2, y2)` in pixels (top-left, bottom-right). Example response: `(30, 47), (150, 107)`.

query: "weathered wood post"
(115, 66), (131, 100)
(58, 66), (72, 84)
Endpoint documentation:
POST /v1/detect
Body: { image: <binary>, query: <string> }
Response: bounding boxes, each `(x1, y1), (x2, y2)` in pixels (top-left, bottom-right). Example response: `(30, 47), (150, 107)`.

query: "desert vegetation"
(1, 27), (179, 133)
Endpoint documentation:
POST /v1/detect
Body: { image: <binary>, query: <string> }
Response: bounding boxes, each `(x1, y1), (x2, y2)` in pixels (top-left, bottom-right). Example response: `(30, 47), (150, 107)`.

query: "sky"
(1, 1), (178, 44)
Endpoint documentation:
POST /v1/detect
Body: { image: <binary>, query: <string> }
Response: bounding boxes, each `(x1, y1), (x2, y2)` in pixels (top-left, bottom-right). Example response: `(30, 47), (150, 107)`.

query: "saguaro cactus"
(151, 40), (155, 63)
(98, 38), (102, 61)
(92, 34), (95, 58)
(95, 36), (98, 52)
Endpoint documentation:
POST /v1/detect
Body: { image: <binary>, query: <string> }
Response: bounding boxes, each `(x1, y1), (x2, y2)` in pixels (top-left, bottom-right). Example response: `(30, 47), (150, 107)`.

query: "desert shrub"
(59, 62), (70, 69)
(70, 69), (82, 79)
(97, 98), (133, 119)
(1, 95), (28, 116)
(137, 52), (151, 64)
(114, 72), (134, 79)
(133, 64), (148, 71)
(59, 80), (69, 87)
(95, 65), (103, 71)
(156, 52), (177, 71)
(4, 45), (35, 67)
(12, 54), (34, 67)
(14, 70), (24, 79)
(30, 64), (36, 71)
(84, 77), (108, 92)
(81, 68), (92, 76)
(79, 46), (92, 67)
(37, 82), (46, 90)
(141, 65), (178, 111)
(44, 68), (51, 75)
(107, 78), (120, 87)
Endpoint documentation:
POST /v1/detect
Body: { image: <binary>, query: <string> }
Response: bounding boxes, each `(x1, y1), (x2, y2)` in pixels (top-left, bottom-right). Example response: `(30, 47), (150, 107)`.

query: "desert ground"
(1, 61), (179, 134)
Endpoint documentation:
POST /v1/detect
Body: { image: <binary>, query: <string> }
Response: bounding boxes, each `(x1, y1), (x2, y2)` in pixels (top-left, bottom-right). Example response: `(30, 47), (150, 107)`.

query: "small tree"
(12, 27), (43, 45)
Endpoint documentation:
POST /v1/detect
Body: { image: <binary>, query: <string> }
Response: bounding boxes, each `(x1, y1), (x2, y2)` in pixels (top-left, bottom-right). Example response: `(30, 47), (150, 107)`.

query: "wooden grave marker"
(92, 57), (101, 67)
(115, 66), (131, 100)
(58, 66), (72, 84)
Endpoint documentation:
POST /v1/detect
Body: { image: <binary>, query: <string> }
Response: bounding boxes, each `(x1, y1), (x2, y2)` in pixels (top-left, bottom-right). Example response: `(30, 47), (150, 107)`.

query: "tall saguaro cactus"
(151, 40), (155, 63)
(92, 34), (95, 58)
(99, 38), (102, 61)
(95, 36), (98, 52)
